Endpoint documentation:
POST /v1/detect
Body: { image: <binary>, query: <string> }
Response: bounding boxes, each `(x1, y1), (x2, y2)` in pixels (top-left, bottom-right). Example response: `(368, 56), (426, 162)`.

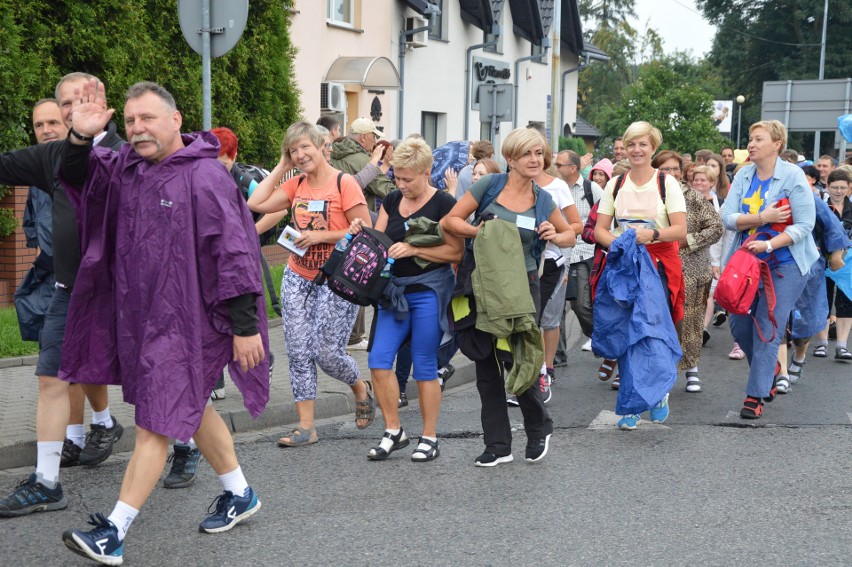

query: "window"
(327, 0), (354, 26)
(428, 0), (446, 40)
(422, 112), (439, 149)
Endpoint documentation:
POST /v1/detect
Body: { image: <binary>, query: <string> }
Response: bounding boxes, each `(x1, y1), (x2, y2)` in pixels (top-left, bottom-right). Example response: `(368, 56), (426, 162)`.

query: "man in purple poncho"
(57, 79), (270, 566)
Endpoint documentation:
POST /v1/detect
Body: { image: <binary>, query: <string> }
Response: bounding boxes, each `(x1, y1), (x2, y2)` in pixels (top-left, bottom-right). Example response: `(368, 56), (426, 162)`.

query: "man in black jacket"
(0, 73), (126, 518)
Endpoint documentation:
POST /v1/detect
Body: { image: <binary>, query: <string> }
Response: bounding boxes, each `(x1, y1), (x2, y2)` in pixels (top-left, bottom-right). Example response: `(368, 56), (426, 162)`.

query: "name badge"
(403, 221), (410, 231)
(308, 200), (325, 212)
(516, 215), (535, 231)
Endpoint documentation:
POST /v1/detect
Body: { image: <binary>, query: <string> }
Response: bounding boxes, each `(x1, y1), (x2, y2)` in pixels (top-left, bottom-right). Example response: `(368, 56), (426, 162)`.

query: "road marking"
(587, 410), (669, 430)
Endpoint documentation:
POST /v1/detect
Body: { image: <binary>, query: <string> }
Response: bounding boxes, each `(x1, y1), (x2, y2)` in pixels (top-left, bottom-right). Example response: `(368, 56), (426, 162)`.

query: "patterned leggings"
(282, 268), (360, 402)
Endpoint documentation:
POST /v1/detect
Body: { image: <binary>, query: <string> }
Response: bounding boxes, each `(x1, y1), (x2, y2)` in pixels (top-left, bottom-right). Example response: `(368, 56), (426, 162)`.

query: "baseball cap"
(349, 117), (383, 137)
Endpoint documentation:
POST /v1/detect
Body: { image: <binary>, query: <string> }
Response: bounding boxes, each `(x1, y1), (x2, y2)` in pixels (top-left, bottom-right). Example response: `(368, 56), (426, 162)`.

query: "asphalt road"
(2, 325), (851, 566)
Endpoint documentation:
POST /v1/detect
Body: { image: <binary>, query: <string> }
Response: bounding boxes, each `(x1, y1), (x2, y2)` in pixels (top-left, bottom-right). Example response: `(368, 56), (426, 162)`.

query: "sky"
(627, 0), (717, 58)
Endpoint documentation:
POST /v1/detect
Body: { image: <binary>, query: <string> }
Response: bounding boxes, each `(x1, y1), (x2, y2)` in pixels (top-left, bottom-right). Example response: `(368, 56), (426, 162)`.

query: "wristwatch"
(652, 229), (660, 242)
(765, 241), (774, 253)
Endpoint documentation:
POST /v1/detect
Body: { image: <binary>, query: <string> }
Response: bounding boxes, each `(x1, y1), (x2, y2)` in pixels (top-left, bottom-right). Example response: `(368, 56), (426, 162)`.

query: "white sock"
(540, 363), (548, 375)
(417, 436), (437, 451)
(35, 441), (63, 487)
(66, 424), (86, 448)
(187, 438), (197, 450)
(218, 467), (249, 496)
(91, 407), (114, 429)
(687, 367), (698, 374)
(377, 429), (401, 452)
(108, 500), (139, 541)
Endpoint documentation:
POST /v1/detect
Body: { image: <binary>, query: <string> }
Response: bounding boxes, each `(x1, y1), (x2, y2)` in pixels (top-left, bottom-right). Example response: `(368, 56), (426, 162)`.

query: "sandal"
(685, 370), (702, 393)
(278, 427), (318, 447)
(611, 375), (620, 390)
(598, 359), (617, 381)
(368, 429), (409, 460)
(788, 359), (805, 383)
(355, 380), (375, 429)
(775, 375), (790, 394)
(411, 437), (440, 462)
(813, 344), (827, 358)
(835, 347), (852, 361)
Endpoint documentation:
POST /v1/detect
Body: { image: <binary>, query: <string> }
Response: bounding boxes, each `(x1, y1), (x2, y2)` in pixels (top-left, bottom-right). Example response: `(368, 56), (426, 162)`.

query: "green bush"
(0, 307), (39, 358)
(558, 136), (588, 154)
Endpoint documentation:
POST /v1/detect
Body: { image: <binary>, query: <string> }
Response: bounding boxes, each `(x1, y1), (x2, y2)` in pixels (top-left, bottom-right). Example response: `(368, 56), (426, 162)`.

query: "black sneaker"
(60, 438), (82, 468)
(397, 392), (408, 408)
(438, 364), (455, 392)
(79, 418), (124, 466)
(712, 310), (727, 327)
(62, 513), (124, 565)
(0, 473), (67, 517)
(525, 434), (551, 463)
(547, 367), (556, 386)
(474, 452), (513, 467)
(163, 445), (203, 489)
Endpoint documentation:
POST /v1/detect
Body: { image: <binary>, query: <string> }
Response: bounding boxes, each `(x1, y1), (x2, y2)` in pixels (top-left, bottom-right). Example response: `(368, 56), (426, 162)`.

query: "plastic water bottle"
(380, 257), (395, 278)
(335, 233), (353, 252)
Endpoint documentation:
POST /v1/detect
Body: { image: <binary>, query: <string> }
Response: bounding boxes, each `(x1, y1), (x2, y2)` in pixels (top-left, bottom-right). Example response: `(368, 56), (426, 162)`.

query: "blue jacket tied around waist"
(592, 229), (682, 415)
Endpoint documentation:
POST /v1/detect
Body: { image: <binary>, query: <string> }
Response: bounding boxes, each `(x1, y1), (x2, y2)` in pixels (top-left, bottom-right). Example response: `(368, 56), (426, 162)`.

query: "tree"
(697, 0), (852, 152)
(606, 60), (728, 153)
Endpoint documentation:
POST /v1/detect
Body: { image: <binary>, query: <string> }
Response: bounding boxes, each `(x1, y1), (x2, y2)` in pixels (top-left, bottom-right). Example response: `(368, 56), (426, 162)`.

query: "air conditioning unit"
(320, 82), (346, 112)
(405, 16), (429, 48)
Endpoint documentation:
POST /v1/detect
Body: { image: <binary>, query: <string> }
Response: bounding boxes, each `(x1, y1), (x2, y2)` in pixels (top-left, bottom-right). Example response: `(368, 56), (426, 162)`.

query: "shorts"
(35, 286), (70, 377)
(540, 268), (568, 330)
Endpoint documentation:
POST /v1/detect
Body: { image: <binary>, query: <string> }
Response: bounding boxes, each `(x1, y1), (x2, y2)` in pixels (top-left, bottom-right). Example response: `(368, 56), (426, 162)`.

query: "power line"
(667, 0), (823, 47)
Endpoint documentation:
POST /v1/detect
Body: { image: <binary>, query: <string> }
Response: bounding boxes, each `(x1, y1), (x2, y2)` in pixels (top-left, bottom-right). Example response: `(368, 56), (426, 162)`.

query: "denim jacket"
(720, 157), (817, 275)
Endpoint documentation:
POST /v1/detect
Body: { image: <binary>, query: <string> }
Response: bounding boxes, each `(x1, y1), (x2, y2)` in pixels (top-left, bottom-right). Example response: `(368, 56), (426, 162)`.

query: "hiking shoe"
(506, 395), (519, 407)
(776, 375), (790, 394)
(525, 434), (551, 463)
(618, 414), (640, 430)
(712, 310), (727, 327)
(474, 452), (513, 467)
(62, 513), (124, 565)
(199, 488), (261, 533)
(438, 364), (455, 391)
(79, 418), (124, 466)
(539, 372), (552, 404)
(650, 393), (670, 423)
(163, 445), (203, 489)
(60, 438), (82, 468)
(0, 473), (67, 517)
(740, 396), (763, 419)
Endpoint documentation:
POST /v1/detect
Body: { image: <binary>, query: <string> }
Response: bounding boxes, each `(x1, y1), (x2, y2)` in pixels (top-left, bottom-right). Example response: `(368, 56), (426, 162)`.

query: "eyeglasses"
(659, 167), (681, 173)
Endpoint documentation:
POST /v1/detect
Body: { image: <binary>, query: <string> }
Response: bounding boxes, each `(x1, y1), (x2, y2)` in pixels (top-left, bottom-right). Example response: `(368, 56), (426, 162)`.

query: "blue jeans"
(729, 262), (808, 398)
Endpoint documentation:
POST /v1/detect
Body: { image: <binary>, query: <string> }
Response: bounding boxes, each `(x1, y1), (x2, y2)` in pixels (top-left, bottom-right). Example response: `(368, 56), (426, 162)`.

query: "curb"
(0, 359), (477, 471)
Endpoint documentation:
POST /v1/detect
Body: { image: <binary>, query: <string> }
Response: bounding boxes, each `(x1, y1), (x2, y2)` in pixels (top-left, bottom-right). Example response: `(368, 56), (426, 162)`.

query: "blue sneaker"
(199, 488), (261, 533)
(0, 473), (67, 517)
(62, 513), (124, 566)
(649, 393), (670, 423)
(618, 414), (641, 430)
(163, 445), (203, 489)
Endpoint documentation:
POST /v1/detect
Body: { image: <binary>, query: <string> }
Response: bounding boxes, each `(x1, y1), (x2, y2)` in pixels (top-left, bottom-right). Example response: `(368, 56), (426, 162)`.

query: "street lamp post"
(736, 95), (745, 149)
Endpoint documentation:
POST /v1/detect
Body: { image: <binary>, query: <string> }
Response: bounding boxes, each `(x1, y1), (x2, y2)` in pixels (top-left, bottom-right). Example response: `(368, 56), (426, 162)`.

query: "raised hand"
(70, 78), (114, 139)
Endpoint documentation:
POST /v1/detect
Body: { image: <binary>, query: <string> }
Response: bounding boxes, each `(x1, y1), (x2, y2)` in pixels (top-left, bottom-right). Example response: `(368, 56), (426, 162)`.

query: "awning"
(560, 0), (583, 56)
(509, 0), (546, 45)
(324, 56), (401, 89)
(403, 0), (436, 14)
(459, 0), (497, 33)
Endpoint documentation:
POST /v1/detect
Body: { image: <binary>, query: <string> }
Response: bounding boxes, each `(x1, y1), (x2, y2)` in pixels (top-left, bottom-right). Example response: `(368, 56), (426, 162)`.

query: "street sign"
(762, 79), (852, 132)
(478, 83), (513, 122)
(178, 0), (249, 58)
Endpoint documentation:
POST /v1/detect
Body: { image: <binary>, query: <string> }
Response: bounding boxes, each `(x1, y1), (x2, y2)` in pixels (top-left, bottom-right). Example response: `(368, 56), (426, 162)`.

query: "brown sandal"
(597, 359), (617, 381)
(355, 380), (375, 429)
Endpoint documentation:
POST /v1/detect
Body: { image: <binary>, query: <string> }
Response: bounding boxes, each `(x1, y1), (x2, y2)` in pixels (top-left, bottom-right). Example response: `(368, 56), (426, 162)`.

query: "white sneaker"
(347, 339), (369, 351)
(210, 387), (226, 400)
(581, 339), (592, 352)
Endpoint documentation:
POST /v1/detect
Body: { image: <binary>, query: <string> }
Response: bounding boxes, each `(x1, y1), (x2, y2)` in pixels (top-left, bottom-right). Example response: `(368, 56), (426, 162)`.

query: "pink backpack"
(714, 234), (777, 342)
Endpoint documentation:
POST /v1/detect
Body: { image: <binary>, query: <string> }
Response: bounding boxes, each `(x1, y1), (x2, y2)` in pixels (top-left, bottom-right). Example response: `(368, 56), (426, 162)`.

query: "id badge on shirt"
(308, 200), (325, 213)
(516, 215), (536, 231)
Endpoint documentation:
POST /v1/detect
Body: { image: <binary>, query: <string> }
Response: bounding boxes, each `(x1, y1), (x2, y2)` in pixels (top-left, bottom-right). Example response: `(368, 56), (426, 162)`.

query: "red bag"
(769, 197), (793, 233)
(714, 234), (777, 342)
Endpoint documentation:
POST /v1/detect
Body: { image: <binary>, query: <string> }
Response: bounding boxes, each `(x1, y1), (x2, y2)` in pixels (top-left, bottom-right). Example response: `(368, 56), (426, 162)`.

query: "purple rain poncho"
(60, 132), (270, 441)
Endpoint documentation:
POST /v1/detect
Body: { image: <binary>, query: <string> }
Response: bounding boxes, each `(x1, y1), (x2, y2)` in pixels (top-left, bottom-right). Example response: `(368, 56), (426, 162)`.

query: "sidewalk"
(0, 313), (476, 470)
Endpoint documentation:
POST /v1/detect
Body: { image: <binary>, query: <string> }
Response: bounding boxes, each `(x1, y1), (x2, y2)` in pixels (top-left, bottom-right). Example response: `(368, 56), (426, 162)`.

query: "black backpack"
(315, 227), (395, 306)
(234, 163), (277, 245)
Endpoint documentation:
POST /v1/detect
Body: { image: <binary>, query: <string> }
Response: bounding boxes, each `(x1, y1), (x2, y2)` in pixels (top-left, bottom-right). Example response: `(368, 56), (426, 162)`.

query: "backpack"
(714, 233), (778, 342)
(582, 178), (595, 208)
(316, 226), (395, 306)
(234, 163), (276, 245)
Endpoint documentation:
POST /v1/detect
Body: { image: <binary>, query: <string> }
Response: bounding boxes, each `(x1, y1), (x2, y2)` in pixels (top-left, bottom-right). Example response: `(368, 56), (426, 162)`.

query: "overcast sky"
(626, 0), (717, 58)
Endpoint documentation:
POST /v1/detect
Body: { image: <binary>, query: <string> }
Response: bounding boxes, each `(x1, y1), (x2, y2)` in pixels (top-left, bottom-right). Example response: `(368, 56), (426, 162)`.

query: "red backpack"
(714, 233), (777, 342)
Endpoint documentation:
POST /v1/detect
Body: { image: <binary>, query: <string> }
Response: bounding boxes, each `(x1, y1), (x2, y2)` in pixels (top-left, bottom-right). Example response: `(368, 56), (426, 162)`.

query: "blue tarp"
(431, 140), (470, 191)
(592, 229), (682, 415)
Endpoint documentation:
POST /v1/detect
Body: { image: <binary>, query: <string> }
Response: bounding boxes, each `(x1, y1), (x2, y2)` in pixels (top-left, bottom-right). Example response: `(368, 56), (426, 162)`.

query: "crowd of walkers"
(2, 71), (852, 566)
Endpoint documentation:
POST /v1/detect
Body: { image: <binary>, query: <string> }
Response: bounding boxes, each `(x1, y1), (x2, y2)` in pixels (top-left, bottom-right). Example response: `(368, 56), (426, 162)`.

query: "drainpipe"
(559, 53), (589, 142)
(398, 22), (433, 139)
(464, 40), (498, 140)
(513, 50), (548, 129)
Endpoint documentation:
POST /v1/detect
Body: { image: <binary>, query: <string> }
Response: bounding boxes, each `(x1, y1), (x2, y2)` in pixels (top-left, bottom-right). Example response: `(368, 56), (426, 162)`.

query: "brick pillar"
(0, 187), (36, 307)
